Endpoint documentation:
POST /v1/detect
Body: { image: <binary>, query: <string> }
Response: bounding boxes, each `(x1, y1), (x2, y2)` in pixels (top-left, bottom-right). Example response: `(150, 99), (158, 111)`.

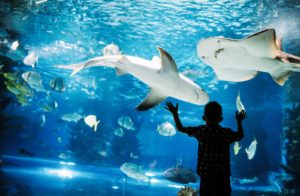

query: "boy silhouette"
(165, 101), (246, 196)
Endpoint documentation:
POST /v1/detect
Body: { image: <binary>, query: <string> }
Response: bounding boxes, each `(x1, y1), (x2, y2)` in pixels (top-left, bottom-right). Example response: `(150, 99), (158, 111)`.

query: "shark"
(197, 28), (300, 85)
(57, 47), (209, 110)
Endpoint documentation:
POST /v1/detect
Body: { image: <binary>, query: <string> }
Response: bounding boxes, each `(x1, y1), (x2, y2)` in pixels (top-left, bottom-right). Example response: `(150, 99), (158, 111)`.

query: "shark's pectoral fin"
(157, 47), (179, 76)
(242, 28), (277, 58)
(136, 88), (166, 111)
(214, 67), (258, 82)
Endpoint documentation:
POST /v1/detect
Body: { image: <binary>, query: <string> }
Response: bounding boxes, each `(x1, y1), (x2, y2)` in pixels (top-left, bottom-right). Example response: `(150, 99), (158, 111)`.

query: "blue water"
(1, 0), (299, 195)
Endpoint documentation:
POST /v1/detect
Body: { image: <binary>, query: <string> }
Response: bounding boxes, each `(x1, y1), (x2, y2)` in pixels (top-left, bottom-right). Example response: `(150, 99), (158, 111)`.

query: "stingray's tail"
(270, 52), (300, 86)
(56, 56), (121, 76)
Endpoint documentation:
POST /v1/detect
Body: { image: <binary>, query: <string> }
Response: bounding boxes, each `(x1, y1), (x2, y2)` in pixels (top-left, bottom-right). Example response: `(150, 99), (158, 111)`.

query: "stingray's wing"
(240, 29), (277, 58)
(213, 67), (258, 82)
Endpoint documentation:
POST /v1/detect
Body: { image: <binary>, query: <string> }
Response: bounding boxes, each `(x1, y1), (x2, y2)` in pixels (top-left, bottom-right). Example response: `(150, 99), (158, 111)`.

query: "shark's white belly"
(121, 57), (200, 102)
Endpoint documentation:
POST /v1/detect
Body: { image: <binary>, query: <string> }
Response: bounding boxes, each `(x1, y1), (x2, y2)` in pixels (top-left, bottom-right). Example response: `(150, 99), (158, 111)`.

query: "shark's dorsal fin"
(157, 47), (179, 75)
(136, 88), (166, 111)
(241, 29), (277, 58)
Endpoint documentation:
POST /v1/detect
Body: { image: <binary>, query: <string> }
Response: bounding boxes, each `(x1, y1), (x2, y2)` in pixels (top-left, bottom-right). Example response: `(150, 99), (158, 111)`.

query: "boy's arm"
(235, 110), (247, 141)
(165, 101), (190, 134)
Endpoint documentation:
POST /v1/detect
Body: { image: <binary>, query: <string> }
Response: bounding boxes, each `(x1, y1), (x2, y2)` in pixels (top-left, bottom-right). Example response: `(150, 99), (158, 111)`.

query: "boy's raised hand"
(165, 101), (178, 114)
(236, 110), (247, 122)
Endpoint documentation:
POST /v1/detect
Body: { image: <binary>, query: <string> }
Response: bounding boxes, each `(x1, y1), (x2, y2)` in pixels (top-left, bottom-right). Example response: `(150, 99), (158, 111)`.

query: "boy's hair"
(204, 101), (222, 121)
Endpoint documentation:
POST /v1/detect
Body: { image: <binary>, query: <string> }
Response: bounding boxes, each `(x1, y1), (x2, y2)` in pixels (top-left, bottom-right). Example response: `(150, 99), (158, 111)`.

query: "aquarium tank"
(0, 0), (300, 195)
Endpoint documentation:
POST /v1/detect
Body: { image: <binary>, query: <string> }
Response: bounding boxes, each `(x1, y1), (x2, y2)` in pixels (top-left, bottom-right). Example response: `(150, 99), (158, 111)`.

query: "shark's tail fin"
(56, 62), (86, 76)
(56, 56), (123, 76)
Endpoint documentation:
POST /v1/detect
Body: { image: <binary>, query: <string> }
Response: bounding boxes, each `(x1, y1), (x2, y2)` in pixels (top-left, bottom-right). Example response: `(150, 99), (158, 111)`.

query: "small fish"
(120, 162), (148, 181)
(21, 71), (46, 92)
(157, 122), (176, 136)
(102, 43), (121, 56)
(236, 91), (246, 113)
(233, 142), (242, 155)
(118, 116), (135, 130)
(59, 153), (71, 160)
(10, 40), (19, 50)
(84, 115), (100, 132)
(130, 152), (139, 159)
(41, 101), (58, 112)
(57, 137), (62, 143)
(97, 150), (108, 157)
(148, 160), (157, 170)
(245, 138), (257, 160)
(41, 114), (46, 127)
(61, 113), (82, 122)
(18, 148), (34, 157)
(50, 77), (66, 92)
(23, 52), (38, 68)
(232, 176), (258, 184)
(114, 127), (124, 137)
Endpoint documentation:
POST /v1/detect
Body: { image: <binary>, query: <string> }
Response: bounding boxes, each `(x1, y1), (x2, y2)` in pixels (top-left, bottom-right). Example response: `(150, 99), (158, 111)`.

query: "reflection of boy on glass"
(165, 101), (246, 196)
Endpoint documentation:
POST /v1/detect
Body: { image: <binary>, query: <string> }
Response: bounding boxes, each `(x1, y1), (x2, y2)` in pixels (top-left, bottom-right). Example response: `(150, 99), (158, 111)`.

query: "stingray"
(197, 29), (300, 85)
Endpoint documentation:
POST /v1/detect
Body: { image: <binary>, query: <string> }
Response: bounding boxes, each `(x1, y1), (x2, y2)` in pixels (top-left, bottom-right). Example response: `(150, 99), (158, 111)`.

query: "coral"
(177, 186), (198, 196)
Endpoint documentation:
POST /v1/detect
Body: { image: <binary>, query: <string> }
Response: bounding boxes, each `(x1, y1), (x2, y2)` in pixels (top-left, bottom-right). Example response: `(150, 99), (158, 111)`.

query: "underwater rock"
(118, 116), (135, 131)
(120, 162), (148, 181)
(157, 122), (176, 136)
(163, 166), (197, 184)
(177, 186), (198, 196)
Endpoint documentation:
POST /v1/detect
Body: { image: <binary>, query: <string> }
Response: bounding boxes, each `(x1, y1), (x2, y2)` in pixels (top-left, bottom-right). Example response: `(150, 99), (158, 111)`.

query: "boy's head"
(203, 101), (223, 123)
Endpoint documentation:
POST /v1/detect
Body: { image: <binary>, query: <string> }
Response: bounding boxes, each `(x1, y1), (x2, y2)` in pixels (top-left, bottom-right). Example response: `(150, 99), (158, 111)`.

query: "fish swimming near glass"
(157, 121), (176, 136)
(57, 47), (209, 110)
(120, 162), (148, 181)
(163, 166), (198, 184)
(197, 29), (300, 85)
(236, 91), (246, 113)
(233, 141), (242, 155)
(84, 115), (100, 132)
(245, 138), (257, 160)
